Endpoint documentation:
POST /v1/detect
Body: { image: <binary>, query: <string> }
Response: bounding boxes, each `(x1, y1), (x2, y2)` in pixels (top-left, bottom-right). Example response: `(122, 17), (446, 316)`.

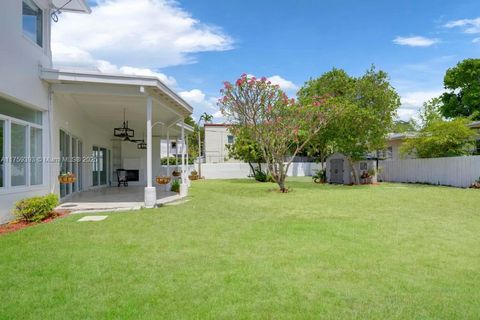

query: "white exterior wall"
(0, 0), (52, 110)
(379, 156), (480, 188)
(0, 0), (54, 223)
(204, 125), (236, 163)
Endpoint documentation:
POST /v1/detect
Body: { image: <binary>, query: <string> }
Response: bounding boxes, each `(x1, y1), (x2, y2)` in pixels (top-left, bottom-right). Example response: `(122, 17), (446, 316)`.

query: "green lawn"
(1, 178), (479, 319)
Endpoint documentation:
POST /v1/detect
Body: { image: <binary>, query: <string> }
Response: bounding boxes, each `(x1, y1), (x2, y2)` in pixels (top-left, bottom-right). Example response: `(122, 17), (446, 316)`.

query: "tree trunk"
(247, 162), (255, 176)
(347, 157), (359, 185)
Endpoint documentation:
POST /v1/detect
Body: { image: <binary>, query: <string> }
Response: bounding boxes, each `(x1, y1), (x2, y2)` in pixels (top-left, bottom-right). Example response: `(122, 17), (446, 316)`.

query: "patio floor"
(57, 186), (181, 213)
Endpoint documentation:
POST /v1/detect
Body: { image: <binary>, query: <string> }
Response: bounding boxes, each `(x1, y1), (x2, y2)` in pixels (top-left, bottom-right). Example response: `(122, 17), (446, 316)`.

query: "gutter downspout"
(48, 85), (55, 194)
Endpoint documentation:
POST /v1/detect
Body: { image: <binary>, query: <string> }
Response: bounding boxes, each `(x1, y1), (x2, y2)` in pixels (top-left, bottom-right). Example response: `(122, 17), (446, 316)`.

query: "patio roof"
(51, 0), (91, 13)
(41, 68), (193, 138)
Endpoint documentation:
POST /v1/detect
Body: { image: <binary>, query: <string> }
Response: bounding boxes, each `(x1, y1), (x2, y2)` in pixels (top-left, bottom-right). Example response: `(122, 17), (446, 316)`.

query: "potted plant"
(367, 168), (376, 184)
(58, 172), (76, 184)
(312, 168), (326, 184)
(189, 170), (199, 181)
(170, 179), (180, 193)
(156, 176), (171, 185)
(172, 170), (181, 177)
(470, 177), (480, 189)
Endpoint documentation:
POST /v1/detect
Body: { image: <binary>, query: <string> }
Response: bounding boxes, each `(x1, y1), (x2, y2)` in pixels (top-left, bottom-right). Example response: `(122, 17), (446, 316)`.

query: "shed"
(326, 153), (378, 184)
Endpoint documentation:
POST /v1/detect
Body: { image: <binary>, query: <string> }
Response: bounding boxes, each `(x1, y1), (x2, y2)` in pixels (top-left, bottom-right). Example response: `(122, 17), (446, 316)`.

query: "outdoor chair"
(116, 169), (128, 187)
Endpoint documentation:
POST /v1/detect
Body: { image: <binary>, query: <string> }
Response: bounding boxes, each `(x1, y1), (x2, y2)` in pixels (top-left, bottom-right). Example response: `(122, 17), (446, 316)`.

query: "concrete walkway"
(57, 186), (182, 213)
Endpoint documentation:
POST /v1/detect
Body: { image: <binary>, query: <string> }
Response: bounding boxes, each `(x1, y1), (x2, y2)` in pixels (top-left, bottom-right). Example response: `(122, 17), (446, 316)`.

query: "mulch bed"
(0, 210), (71, 236)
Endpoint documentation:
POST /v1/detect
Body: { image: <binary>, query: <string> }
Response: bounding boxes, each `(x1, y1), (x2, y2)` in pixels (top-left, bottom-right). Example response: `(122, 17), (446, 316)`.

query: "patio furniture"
(116, 169), (128, 187)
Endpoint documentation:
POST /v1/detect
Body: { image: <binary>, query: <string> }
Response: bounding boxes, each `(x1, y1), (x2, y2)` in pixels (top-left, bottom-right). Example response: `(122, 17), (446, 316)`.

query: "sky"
(52, 0), (480, 122)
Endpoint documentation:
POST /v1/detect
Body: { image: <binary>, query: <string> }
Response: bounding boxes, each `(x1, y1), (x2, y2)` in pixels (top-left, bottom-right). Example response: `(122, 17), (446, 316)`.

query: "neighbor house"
(0, 0), (194, 223)
(204, 124), (237, 163)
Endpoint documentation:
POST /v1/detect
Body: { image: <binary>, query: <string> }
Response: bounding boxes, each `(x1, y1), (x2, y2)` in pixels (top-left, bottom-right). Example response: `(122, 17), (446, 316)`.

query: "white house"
(204, 124), (236, 163)
(0, 0), (194, 223)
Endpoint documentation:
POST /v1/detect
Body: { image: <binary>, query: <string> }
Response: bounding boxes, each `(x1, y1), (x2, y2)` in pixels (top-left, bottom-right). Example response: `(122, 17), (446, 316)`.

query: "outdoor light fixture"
(132, 132), (147, 149)
(114, 109), (135, 139)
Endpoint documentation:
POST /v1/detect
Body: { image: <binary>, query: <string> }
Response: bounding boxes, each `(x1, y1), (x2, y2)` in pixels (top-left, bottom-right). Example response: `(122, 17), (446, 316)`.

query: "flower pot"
(188, 174), (199, 181)
(172, 171), (181, 177)
(156, 177), (171, 185)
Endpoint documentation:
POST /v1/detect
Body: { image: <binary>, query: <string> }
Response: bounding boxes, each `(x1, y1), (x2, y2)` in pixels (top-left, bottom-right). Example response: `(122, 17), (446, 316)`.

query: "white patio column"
(186, 135), (191, 187)
(180, 122), (188, 197)
(166, 129), (170, 176)
(175, 138), (178, 168)
(144, 95), (156, 208)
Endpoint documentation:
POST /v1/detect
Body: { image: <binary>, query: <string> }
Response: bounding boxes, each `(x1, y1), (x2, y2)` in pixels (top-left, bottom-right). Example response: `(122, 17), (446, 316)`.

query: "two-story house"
(0, 0), (194, 223)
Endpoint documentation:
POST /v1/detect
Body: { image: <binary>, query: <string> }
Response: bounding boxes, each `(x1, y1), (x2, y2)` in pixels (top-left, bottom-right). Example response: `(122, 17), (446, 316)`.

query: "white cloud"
(179, 89), (223, 120)
(397, 90), (444, 121)
(393, 36), (439, 47)
(445, 17), (480, 34)
(178, 89), (206, 105)
(473, 37), (480, 43)
(267, 75), (299, 91)
(52, 0), (233, 69)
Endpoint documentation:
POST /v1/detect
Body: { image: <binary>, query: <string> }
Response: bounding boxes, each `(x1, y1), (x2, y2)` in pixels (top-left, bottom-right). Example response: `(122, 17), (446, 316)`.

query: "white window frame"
(21, 0), (45, 50)
(0, 114), (45, 194)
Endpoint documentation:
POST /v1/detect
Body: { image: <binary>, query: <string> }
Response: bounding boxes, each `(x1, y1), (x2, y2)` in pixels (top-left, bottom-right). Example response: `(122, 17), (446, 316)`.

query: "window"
(0, 121), (4, 188)
(0, 98), (44, 190)
(30, 127), (42, 185)
(359, 162), (367, 171)
(22, 0), (43, 47)
(387, 146), (393, 159)
(11, 123), (27, 187)
(227, 135), (234, 144)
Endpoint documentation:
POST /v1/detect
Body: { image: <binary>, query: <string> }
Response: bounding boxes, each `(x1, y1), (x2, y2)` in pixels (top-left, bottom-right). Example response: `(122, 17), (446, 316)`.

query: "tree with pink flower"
(219, 74), (336, 192)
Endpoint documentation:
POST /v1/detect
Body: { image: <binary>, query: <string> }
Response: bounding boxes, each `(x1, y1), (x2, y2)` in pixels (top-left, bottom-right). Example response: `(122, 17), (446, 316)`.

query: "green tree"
(220, 74), (334, 192)
(298, 67), (400, 184)
(392, 120), (417, 133)
(226, 128), (264, 174)
(420, 97), (443, 126)
(401, 118), (477, 158)
(440, 59), (480, 120)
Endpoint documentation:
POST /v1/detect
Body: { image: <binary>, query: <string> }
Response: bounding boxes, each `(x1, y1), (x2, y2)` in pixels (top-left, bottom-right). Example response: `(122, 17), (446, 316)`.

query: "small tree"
(401, 118), (477, 158)
(219, 74), (333, 192)
(226, 128), (265, 174)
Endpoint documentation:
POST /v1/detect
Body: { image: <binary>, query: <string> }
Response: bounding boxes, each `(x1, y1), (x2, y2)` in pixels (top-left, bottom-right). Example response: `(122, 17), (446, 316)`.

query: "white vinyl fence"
(379, 156), (480, 188)
(161, 162), (322, 179)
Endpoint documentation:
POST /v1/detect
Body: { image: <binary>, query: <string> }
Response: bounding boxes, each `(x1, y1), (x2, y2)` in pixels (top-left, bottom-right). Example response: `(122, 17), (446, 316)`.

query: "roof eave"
(40, 68), (193, 115)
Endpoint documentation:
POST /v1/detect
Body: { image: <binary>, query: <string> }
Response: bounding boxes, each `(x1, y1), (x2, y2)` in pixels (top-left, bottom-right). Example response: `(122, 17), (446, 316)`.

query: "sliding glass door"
(60, 130), (83, 198)
(92, 146), (110, 187)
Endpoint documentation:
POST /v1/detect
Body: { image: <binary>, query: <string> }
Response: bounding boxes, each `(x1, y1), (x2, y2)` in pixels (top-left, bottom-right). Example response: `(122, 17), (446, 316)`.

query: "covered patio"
(56, 186), (182, 213)
(41, 68), (194, 209)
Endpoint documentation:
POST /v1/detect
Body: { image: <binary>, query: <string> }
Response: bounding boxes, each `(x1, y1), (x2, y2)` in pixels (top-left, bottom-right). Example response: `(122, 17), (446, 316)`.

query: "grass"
(1, 178), (480, 319)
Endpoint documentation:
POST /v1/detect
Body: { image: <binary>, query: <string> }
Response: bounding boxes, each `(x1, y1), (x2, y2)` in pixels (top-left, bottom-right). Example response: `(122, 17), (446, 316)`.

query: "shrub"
(171, 179), (180, 193)
(14, 194), (59, 223)
(253, 169), (267, 182)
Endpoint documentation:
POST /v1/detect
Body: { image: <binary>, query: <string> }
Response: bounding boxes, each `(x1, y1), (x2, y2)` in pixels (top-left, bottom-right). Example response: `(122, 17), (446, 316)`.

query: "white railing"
(379, 155), (480, 188)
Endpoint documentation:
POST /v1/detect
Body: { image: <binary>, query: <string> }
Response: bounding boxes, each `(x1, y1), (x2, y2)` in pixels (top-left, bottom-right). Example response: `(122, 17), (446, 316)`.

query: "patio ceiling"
(41, 68), (193, 138)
